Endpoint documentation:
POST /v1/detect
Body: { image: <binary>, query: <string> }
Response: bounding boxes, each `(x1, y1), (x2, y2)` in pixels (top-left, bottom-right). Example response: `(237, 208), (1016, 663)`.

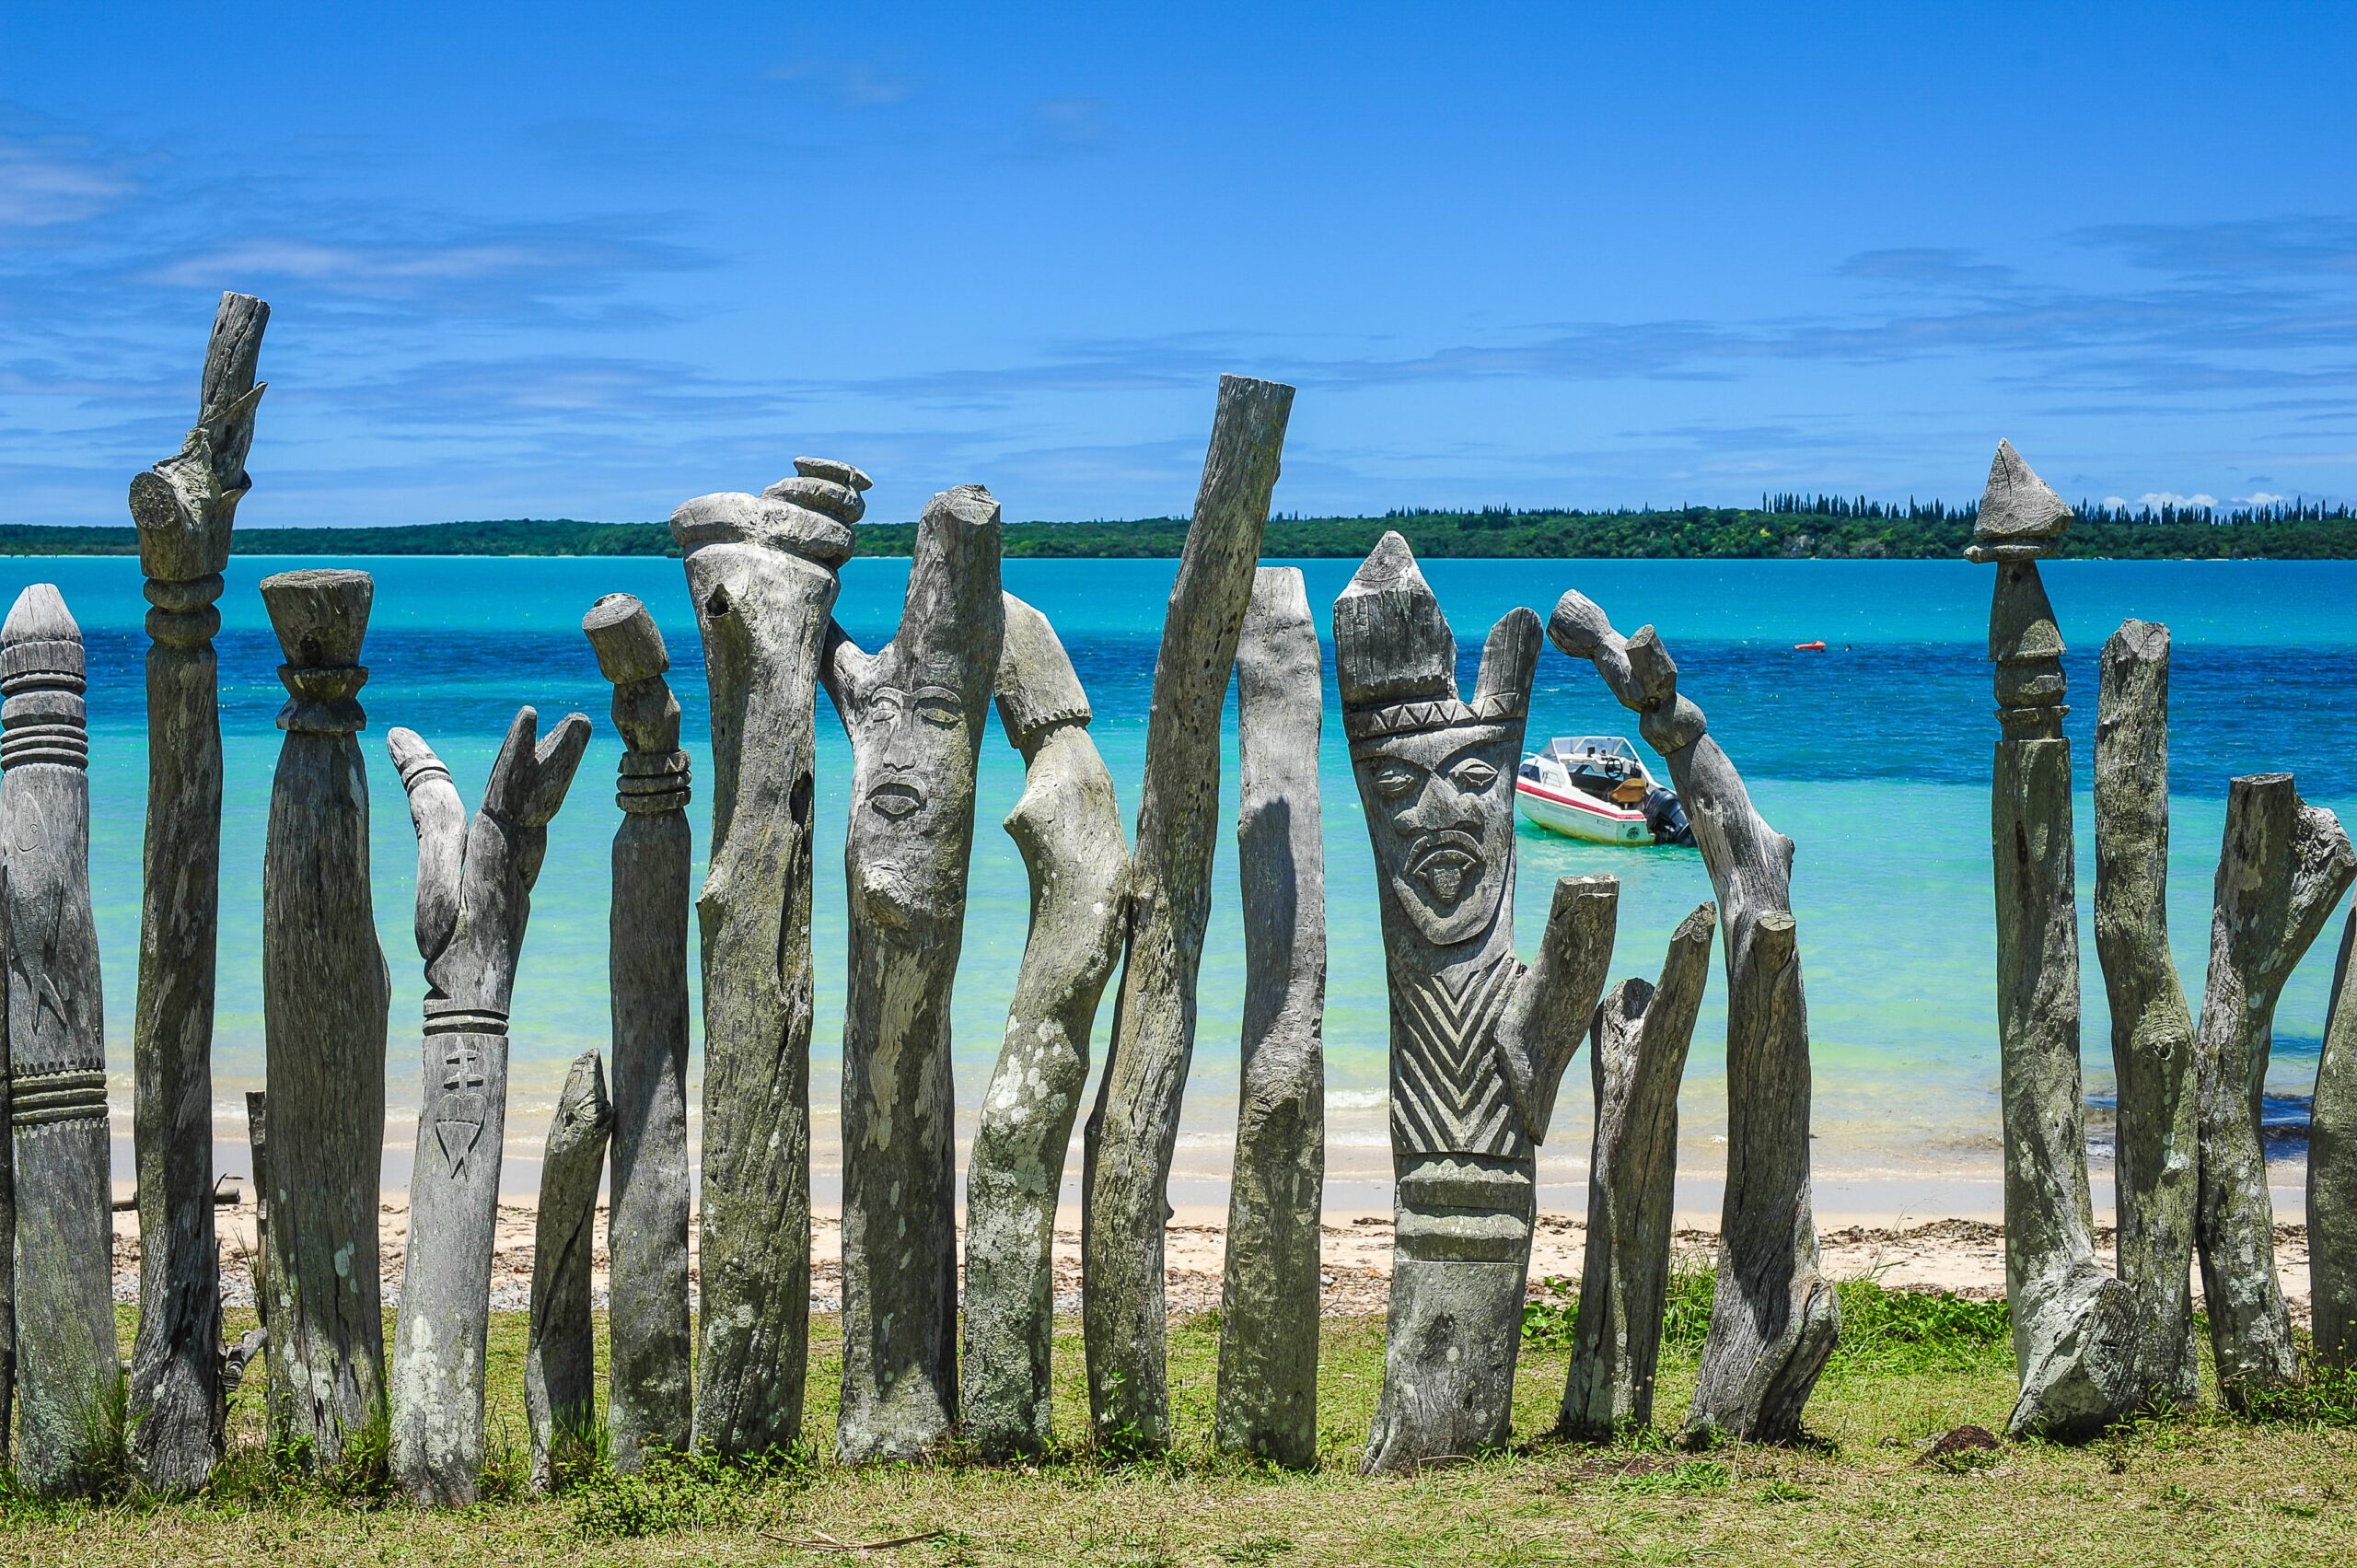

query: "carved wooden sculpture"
(673, 459), (861, 1455)
(527, 1051), (614, 1491)
(3, 584), (117, 1497)
(258, 569), (392, 1468)
(2093, 619), (2200, 1407)
(387, 707), (591, 1504)
(2316, 912), (2357, 1371)
(1085, 374), (1294, 1452)
(822, 484), (1004, 1462)
(1560, 903), (1716, 1440)
(2193, 772), (2353, 1404)
(582, 592), (693, 1468)
(1548, 583), (1837, 1445)
(1338, 534), (1620, 1474)
(1213, 566), (1327, 1468)
(960, 594), (1128, 1458)
(1965, 444), (2138, 1437)
(125, 289), (267, 1490)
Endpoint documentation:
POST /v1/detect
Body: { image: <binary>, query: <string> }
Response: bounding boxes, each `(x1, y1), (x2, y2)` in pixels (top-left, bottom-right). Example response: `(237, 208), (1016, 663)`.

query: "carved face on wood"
(1355, 720), (1518, 948)
(845, 659), (980, 927)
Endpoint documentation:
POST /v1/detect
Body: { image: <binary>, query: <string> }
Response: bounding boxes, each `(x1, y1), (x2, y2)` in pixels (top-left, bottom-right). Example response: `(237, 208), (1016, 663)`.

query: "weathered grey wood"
(1547, 585), (1837, 1445)
(1338, 534), (1620, 1474)
(238, 1091), (269, 1394)
(582, 592), (694, 1470)
(2, 584), (118, 1497)
(388, 707), (591, 1504)
(125, 289), (267, 1492)
(2093, 619), (2200, 1408)
(674, 460), (861, 1455)
(2193, 772), (2355, 1405)
(527, 1051), (613, 1492)
(1213, 566), (1327, 1468)
(1561, 902), (1716, 1440)
(822, 485), (1004, 1463)
(257, 568), (392, 1469)
(2315, 909), (2357, 1370)
(959, 594), (1129, 1458)
(1085, 374), (1295, 1452)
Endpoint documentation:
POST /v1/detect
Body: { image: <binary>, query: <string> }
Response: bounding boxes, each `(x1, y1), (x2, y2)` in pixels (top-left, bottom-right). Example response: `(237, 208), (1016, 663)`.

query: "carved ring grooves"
(424, 1004), (511, 1037)
(276, 663), (369, 733)
(9, 1066), (110, 1128)
(616, 748), (691, 813)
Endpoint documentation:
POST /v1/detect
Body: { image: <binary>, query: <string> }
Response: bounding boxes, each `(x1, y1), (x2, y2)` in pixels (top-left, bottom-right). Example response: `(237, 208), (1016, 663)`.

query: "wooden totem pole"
(527, 1050), (613, 1490)
(1085, 374), (1294, 1452)
(125, 289), (267, 1489)
(823, 484), (1004, 1462)
(672, 459), (861, 1454)
(582, 591), (694, 1468)
(1213, 566), (1328, 1469)
(960, 594), (1130, 1458)
(258, 568), (392, 1467)
(3, 584), (117, 1497)
(387, 706), (590, 1504)
(1548, 586), (1837, 1444)
(1334, 534), (1620, 1474)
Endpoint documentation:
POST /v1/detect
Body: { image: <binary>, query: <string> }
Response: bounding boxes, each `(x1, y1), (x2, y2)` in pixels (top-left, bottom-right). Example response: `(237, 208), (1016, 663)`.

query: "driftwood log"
(1213, 566), (1327, 1468)
(231, 1092), (271, 1398)
(2316, 911), (2357, 1370)
(1560, 903), (1716, 1440)
(822, 485), (1004, 1462)
(582, 592), (694, 1469)
(1547, 585), (1837, 1444)
(387, 708), (591, 1504)
(673, 459), (861, 1454)
(2093, 619), (2200, 1407)
(1338, 534), (1620, 1474)
(2, 585), (117, 1498)
(125, 289), (267, 1490)
(257, 569), (392, 1467)
(1085, 374), (1294, 1452)
(1967, 446), (2137, 1437)
(527, 1051), (614, 1491)
(2193, 772), (2354, 1404)
(959, 595), (1128, 1458)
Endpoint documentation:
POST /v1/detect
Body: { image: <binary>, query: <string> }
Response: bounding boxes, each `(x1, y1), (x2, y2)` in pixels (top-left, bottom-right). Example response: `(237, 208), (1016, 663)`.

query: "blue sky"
(3, 3), (2353, 527)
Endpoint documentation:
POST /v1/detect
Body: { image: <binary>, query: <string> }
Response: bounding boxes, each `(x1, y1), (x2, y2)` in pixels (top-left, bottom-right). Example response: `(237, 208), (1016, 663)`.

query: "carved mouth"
(867, 781), (923, 820)
(1408, 833), (1483, 906)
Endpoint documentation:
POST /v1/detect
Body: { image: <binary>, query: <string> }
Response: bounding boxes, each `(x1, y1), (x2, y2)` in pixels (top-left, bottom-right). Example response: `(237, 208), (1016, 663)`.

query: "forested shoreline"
(6, 494), (2353, 559)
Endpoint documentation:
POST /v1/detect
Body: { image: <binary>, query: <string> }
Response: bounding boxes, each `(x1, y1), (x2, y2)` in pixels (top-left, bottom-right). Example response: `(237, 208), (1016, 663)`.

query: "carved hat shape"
(261, 568), (374, 668)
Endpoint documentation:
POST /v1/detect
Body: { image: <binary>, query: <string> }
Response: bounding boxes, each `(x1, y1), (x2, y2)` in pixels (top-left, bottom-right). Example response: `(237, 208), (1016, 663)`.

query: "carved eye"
(1373, 763), (1419, 801)
(1451, 759), (1499, 791)
(915, 695), (963, 730)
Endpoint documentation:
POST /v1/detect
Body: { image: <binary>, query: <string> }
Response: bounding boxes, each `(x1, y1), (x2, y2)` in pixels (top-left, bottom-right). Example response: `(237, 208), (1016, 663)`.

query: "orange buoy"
(1793, 639), (1827, 652)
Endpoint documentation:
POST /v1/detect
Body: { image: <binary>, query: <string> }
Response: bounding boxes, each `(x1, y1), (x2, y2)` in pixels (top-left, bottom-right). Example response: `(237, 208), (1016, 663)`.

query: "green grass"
(2, 1286), (2352, 1564)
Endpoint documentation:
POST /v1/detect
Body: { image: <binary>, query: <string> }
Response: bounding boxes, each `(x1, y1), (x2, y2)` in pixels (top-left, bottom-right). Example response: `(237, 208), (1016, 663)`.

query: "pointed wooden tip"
(1975, 439), (2071, 550)
(2, 583), (79, 647)
(1334, 532), (1456, 709)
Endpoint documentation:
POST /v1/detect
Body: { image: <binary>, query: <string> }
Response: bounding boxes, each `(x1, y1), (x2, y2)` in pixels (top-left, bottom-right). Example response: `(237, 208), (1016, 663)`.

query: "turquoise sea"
(19, 554), (2357, 1210)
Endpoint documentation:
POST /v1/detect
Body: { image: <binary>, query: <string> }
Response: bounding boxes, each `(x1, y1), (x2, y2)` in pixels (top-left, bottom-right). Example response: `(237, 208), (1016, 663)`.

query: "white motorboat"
(1515, 735), (1695, 847)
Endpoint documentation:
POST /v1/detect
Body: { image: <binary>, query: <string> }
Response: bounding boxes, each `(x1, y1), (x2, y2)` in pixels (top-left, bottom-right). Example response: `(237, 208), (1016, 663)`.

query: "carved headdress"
(1333, 532), (1527, 749)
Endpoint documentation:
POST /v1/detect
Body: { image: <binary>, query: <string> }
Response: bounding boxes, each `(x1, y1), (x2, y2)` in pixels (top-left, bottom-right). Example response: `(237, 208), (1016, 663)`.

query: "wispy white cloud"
(767, 61), (915, 108)
(0, 132), (131, 226)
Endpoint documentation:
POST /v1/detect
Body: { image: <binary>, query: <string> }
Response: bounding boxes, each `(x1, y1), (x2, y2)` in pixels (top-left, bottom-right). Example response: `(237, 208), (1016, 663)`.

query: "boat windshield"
(1541, 736), (1643, 773)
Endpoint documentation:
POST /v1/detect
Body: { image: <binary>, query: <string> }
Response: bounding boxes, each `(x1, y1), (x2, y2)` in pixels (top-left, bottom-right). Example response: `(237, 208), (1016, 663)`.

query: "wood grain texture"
(959, 594), (1129, 1458)
(1561, 903), (1715, 1440)
(387, 707), (590, 1504)
(822, 485), (1004, 1463)
(583, 592), (695, 1470)
(527, 1051), (613, 1491)
(672, 461), (859, 1456)
(257, 568), (391, 1469)
(126, 290), (268, 1491)
(2314, 909), (2357, 1370)
(1213, 567), (1327, 1469)
(1548, 587), (1836, 1445)
(3, 584), (118, 1497)
(1085, 375), (1294, 1453)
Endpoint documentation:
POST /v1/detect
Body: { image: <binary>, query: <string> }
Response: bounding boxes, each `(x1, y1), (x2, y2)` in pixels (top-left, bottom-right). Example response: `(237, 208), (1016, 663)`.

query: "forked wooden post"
(1338, 534), (1619, 1474)
(387, 707), (591, 1504)
(2, 584), (117, 1498)
(126, 289), (268, 1491)
(960, 595), (1129, 1458)
(527, 1051), (613, 1491)
(1085, 374), (1294, 1452)
(1213, 566), (1328, 1468)
(673, 459), (861, 1455)
(258, 568), (392, 1469)
(822, 485), (1004, 1462)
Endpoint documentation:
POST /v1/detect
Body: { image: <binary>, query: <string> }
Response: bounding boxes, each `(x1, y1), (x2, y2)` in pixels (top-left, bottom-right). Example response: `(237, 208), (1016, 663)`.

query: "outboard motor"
(1642, 786), (1696, 847)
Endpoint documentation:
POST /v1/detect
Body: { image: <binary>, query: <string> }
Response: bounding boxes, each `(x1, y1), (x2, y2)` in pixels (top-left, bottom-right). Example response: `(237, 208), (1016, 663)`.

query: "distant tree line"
(4, 495), (2353, 560)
